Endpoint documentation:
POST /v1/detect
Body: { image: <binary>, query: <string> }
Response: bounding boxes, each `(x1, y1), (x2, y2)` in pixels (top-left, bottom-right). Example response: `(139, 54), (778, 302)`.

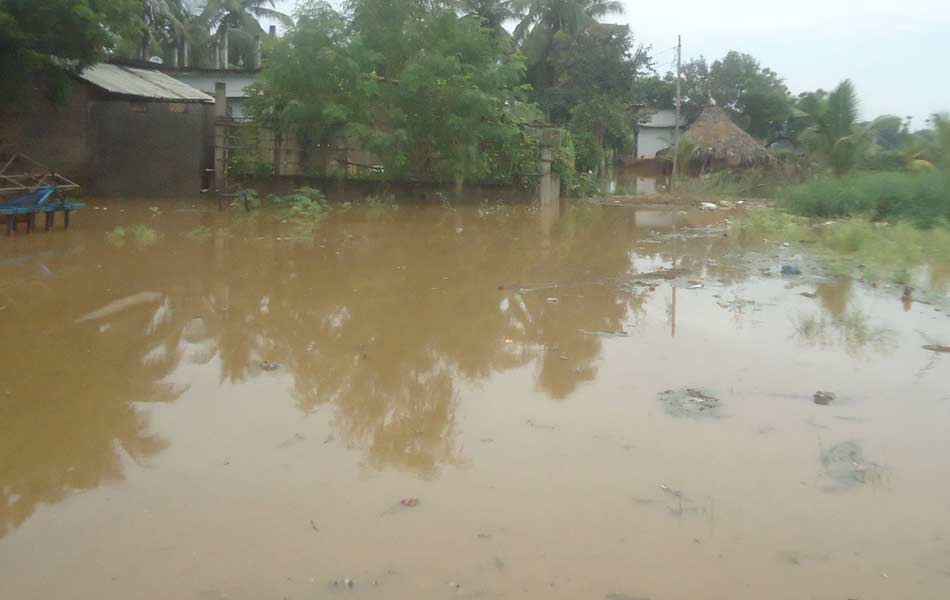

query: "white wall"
(637, 127), (674, 158)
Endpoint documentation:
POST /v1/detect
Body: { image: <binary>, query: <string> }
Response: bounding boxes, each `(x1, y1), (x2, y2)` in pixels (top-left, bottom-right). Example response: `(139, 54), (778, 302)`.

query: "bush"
(779, 171), (950, 227)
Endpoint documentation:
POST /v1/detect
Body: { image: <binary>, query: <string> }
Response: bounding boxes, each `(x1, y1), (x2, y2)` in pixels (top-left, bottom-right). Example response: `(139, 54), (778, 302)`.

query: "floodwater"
(2, 198), (950, 600)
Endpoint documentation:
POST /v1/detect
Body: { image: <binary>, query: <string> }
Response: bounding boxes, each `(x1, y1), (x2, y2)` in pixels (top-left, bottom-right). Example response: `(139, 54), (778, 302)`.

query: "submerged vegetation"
(105, 224), (161, 248)
(735, 208), (950, 290)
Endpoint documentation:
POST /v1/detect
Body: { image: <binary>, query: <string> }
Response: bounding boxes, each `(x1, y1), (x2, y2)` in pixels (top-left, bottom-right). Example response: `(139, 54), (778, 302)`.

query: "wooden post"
(671, 35), (682, 193)
(64, 210), (70, 230)
(214, 82), (228, 195)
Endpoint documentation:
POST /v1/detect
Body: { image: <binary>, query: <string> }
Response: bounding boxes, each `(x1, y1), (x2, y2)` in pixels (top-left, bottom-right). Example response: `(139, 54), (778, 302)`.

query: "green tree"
(134, 0), (186, 61)
(798, 79), (870, 175)
(706, 51), (791, 140)
(461, 0), (516, 32)
(540, 23), (650, 172)
(512, 0), (622, 70)
(0, 0), (137, 106)
(247, 2), (372, 143)
(361, 9), (528, 182)
(200, 0), (292, 68)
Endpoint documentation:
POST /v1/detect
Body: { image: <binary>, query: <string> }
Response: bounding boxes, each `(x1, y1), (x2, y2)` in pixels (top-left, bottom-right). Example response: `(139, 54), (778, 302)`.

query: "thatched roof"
(662, 105), (771, 169)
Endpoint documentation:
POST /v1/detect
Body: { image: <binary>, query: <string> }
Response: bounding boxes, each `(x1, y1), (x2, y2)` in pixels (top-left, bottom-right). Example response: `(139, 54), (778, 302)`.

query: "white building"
(161, 68), (259, 120)
(636, 109), (686, 159)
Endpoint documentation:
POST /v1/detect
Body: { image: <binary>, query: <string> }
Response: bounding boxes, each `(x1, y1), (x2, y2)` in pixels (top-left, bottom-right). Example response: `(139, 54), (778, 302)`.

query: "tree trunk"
(221, 23), (230, 70)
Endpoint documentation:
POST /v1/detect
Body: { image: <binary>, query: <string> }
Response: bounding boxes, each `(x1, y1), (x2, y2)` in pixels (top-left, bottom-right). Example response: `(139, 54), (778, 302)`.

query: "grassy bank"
(736, 209), (950, 289)
(778, 171), (950, 227)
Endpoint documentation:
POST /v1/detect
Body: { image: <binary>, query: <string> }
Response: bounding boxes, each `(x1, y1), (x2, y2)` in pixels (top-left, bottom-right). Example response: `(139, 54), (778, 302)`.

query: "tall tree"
(799, 79), (869, 175)
(0, 0), (136, 107)
(136, 0), (187, 61)
(512, 0), (622, 68)
(200, 0), (292, 67)
(461, 0), (516, 32)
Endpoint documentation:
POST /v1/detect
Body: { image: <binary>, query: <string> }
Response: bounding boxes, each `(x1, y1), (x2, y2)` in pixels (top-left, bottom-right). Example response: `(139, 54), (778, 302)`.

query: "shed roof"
(79, 64), (214, 103)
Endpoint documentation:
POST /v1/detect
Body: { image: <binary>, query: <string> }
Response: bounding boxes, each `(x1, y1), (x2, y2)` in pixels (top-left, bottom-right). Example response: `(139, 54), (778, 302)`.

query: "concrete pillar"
(538, 144), (560, 206)
(214, 82), (227, 192)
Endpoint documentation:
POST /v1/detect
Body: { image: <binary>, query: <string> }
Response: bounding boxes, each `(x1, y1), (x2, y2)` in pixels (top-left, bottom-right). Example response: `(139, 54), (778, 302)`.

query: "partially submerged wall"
(87, 96), (213, 197)
(0, 78), (91, 186)
(1, 77), (214, 197)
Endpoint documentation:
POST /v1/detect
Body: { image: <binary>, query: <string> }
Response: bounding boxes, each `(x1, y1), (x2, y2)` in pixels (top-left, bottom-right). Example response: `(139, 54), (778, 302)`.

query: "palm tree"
(200, 0), (293, 69)
(138, 0), (187, 61)
(511, 0), (622, 67)
(462, 0), (517, 31)
(800, 79), (869, 175)
(512, 0), (622, 41)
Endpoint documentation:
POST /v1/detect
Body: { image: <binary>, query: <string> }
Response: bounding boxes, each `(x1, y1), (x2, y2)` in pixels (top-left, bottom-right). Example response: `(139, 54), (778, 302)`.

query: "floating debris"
(260, 360), (280, 371)
(800, 291), (817, 299)
(820, 441), (886, 491)
(813, 391), (835, 406)
(658, 387), (722, 419)
(579, 329), (630, 337)
(923, 344), (950, 353)
(400, 497), (419, 507)
(781, 265), (801, 275)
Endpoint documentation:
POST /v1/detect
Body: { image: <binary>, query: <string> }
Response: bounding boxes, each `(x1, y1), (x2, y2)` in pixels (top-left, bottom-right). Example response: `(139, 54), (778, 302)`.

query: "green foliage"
(643, 51), (793, 142)
(524, 21), (648, 175)
(269, 186), (329, 220)
(779, 171), (950, 227)
(106, 224), (161, 248)
(247, 2), (371, 144)
(797, 79), (872, 175)
(0, 0), (136, 106)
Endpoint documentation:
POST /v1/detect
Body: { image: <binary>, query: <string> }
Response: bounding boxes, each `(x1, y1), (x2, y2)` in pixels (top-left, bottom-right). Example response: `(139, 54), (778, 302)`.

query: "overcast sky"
(267, 0), (949, 129)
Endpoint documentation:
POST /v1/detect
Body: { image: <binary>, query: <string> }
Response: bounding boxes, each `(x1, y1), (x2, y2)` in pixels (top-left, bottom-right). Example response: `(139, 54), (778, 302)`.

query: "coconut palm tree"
(138, 0), (187, 61)
(512, 0), (622, 41)
(799, 79), (870, 175)
(462, 0), (517, 31)
(200, 0), (292, 68)
(511, 0), (622, 67)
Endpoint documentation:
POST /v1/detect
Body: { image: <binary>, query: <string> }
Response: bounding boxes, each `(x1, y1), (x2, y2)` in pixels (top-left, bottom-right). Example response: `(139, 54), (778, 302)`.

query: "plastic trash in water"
(699, 202), (718, 210)
(781, 265), (801, 275)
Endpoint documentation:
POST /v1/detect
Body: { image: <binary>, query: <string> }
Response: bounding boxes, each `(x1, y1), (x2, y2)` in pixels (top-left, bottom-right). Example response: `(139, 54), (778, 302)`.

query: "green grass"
(734, 208), (950, 290)
(779, 171), (950, 227)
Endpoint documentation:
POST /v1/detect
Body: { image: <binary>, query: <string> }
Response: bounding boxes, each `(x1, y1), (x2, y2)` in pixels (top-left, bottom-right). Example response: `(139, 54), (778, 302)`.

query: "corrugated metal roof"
(79, 64), (214, 103)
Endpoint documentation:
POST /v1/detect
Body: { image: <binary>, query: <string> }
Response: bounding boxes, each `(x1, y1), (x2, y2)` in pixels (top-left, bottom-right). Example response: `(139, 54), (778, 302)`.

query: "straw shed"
(660, 103), (770, 172)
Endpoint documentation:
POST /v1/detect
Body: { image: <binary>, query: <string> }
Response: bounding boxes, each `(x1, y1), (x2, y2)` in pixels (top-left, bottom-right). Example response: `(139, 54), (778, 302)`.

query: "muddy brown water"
(1, 198), (950, 600)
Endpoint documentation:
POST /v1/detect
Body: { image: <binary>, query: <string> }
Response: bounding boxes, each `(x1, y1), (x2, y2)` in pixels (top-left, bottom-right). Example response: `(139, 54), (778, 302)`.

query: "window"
(168, 103), (188, 113)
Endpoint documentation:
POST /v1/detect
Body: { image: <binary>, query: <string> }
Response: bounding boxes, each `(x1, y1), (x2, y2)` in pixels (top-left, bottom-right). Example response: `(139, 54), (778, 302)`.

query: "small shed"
(6, 63), (215, 197)
(636, 109), (686, 159)
(661, 104), (770, 172)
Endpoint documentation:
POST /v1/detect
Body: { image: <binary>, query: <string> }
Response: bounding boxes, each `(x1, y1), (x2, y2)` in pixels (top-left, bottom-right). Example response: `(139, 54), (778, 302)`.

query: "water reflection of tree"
(1, 202), (720, 537)
(0, 250), (189, 539)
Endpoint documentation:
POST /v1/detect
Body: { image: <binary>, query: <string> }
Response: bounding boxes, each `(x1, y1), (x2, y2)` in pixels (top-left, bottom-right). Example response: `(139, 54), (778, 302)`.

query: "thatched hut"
(659, 104), (770, 173)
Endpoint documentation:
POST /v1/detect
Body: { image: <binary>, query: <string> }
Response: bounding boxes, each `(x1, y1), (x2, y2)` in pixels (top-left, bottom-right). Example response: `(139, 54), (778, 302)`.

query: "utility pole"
(671, 35), (682, 193)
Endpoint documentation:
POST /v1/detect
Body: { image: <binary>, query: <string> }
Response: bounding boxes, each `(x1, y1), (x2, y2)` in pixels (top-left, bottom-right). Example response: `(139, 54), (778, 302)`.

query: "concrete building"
(161, 67), (259, 120)
(635, 109), (686, 159)
(5, 63), (215, 197)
